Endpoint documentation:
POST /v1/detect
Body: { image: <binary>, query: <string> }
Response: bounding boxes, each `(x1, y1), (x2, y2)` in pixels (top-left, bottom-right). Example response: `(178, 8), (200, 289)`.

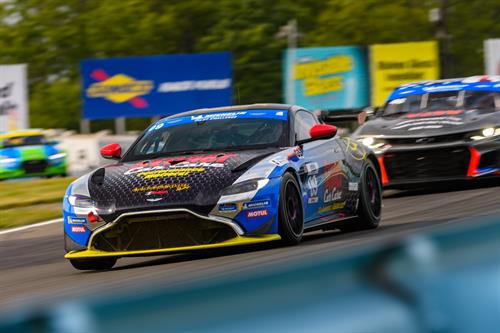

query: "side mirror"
(309, 124), (337, 140)
(100, 143), (122, 160)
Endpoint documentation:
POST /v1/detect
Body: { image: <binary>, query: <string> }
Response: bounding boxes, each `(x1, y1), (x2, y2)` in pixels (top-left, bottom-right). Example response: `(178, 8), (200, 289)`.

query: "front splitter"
(65, 234), (281, 259)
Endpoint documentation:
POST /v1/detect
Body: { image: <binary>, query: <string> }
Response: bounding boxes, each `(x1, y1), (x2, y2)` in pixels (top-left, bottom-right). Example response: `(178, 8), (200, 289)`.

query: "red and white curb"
(0, 218), (63, 235)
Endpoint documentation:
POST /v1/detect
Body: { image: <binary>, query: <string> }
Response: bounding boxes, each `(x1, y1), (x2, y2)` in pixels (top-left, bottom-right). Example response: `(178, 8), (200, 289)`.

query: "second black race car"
(354, 76), (500, 188)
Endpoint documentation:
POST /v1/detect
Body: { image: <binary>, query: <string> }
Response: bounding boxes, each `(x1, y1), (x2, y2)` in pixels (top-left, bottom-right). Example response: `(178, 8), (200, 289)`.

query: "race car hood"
(355, 109), (500, 138)
(85, 149), (278, 220)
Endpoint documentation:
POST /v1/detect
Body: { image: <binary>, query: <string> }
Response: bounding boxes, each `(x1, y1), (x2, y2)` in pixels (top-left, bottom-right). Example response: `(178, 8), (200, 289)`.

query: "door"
(293, 111), (345, 224)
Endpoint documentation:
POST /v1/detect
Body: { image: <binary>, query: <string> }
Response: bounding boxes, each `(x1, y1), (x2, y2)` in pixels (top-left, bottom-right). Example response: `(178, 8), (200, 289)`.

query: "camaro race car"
(0, 130), (67, 180)
(354, 76), (500, 187)
(64, 104), (382, 270)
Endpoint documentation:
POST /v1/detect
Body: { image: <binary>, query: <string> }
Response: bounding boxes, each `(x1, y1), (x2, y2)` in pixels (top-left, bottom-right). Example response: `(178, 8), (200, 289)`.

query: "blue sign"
(81, 52), (232, 120)
(283, 46), (369, 110)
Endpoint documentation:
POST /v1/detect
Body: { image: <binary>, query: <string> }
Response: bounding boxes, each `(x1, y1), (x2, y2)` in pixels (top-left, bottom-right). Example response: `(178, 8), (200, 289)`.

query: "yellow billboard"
(370, 41), (439, 106)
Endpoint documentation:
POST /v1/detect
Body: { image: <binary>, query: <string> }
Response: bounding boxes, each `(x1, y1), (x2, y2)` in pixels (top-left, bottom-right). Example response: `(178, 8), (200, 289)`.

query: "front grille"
(22, 160), (48, 173)
(384, 147), (470, 181)
(386, 133), (466, 145)
(92, 212), (237, 252)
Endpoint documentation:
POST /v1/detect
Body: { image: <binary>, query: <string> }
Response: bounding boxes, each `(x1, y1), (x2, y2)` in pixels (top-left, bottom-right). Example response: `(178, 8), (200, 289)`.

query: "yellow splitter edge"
(65, 234), (281, 259)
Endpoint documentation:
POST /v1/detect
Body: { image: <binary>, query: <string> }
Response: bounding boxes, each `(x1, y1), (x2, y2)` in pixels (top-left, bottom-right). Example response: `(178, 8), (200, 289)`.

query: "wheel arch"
(366, 153), (381, 181)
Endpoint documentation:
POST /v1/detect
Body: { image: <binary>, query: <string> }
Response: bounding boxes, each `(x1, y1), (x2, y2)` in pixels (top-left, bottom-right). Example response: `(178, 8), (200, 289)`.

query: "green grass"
(0, 177), (74, 229)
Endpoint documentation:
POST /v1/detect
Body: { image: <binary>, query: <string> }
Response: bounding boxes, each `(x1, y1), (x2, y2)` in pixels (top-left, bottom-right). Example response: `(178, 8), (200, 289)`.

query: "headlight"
(358, 136), (386, 149)
(68, 195), (96, 208)
(48, 152), (66, 160)
(470, 127), (500, 140)
(221, 179), (269, 196)
(0, 157), (18, 164)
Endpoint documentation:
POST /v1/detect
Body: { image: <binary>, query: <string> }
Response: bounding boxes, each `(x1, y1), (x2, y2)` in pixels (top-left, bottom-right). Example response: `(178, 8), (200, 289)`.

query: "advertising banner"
(0, 64), (28, 133)
(283, 46), (369, 110)
(81, 52), (232, 120)
(370, 41), (439, 106)
(484, 39), (500, 75)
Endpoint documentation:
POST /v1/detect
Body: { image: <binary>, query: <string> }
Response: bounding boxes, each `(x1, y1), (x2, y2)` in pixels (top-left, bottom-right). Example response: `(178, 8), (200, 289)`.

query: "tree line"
(1, 0), (499, 131)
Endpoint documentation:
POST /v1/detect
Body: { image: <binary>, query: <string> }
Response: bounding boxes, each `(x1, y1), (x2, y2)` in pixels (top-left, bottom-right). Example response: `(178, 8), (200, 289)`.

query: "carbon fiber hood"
(87, 150), (275, 220)
(355, 109), (500, 137)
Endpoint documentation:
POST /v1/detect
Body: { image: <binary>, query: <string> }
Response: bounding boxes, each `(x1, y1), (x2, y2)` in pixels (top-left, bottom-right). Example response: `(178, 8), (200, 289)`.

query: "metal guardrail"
(2, 216), (500, 333)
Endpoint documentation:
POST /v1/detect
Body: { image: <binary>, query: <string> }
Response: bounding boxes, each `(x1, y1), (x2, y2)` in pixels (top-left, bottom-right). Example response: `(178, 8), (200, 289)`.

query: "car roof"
(388, 75), (500, 101)
(164, 103), (304, 119)
(0, 129), (45, 140)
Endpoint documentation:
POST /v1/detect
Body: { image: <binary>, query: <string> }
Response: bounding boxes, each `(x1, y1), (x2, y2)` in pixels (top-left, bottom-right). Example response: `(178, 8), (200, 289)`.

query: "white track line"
(0, 218), (62, 235)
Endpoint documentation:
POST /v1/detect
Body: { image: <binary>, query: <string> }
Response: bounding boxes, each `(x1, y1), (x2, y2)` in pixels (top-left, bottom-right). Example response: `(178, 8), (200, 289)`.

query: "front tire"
(340, 159), (382, 232)
(69, 258), (117, 271)
(278, 172), (304, 245)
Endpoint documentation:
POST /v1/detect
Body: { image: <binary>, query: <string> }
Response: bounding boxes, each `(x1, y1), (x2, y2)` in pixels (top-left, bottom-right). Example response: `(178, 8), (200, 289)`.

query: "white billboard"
(0, 64), (28, 133)
(484, 39), (500, 76)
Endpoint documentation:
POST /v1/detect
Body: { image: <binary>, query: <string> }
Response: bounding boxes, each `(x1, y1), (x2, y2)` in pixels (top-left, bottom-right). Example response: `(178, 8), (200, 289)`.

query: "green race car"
(0, 130), (67, 180)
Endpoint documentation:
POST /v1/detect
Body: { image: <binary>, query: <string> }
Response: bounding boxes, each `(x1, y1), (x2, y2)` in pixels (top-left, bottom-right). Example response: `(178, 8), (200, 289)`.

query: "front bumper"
(64, 208), (280, 259)
(0, 161), (66, 179)
(376, 139), (499, 187)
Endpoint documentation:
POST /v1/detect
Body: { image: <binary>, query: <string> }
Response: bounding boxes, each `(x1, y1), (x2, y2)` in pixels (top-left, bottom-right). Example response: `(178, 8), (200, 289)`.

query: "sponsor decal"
(348, 182), (359, 191)
(307, 175), (319, 204)
(305, 162), (319, 175)
(246, 209), (269, 218)
(132, 183), (190, 193)
(68, 217), (87, 224)
(342, 137), (366, 161)
(319, 201), (346, 213)
(71, 226), (86, 233)
(243, 200), (270, 210)
(191, 112), (247, 122)
(323, 162), (344, 204)
(87, 69), (153, 108)
(218, 203), (237, 212)
(136, 168), (204, 179)
(125, 154), (237, 176)
(392, 116), (463, 130)
(406, 109), (464, 118)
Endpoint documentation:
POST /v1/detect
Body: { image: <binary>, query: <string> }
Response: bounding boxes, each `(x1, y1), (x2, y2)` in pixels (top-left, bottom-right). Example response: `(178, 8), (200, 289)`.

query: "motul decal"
(246, 209), (269, 218)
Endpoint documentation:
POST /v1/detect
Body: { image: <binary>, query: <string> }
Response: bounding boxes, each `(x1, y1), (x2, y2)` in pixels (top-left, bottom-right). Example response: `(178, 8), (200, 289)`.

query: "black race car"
(63, 104), (382, 270)
(354, 76), (500, 188)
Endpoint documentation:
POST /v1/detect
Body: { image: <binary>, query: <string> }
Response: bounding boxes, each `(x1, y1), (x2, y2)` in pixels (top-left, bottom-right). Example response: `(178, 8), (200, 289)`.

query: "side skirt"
(304, 215), (358, 233)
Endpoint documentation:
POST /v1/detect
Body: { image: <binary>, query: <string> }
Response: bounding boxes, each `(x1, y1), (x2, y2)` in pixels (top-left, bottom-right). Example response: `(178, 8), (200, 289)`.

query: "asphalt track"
(1, 180), (499, 312)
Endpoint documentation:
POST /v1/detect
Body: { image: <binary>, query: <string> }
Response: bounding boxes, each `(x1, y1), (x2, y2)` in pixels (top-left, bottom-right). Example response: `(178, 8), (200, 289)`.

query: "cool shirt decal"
(246, 209), (269, 218)
(125, 154), (238, 177)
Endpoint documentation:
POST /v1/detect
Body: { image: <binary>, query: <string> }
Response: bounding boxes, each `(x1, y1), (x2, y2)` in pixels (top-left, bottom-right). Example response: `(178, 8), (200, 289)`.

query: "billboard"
(283, 46), (369, 110)
(484, 39), (500, 75)
(370, 41), (439, 106)
(81, 52), (232, 120)
(0, 64), (28, 133)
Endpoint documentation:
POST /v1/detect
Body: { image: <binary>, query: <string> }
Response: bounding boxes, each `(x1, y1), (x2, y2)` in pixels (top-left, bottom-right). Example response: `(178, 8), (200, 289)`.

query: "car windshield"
(122, 114), (288, 162)
(383, 91), (499, 116)
(1, 135), (45, 148)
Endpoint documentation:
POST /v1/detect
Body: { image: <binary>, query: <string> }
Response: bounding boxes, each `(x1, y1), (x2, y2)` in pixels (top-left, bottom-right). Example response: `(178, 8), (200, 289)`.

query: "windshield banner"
(81, 52), (232, 120)
(283, 46), (369, 111)
(370, 41), (440, 106)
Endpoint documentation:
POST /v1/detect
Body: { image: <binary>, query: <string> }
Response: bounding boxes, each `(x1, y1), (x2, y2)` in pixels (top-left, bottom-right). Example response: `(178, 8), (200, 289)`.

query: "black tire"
(340, 159), (382, 232)
(278, 172), (304, 245)
(69, 258), (117, 271)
